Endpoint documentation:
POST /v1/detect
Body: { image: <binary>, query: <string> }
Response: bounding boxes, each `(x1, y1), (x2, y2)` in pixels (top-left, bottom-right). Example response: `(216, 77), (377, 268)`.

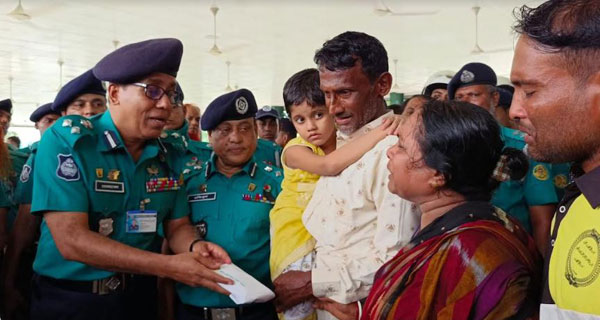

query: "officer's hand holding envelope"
(214, 263), (276, 304)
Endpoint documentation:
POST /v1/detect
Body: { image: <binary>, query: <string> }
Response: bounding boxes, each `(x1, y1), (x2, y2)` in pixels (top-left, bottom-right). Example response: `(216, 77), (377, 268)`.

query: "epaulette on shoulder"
(53, 115), (96, 147)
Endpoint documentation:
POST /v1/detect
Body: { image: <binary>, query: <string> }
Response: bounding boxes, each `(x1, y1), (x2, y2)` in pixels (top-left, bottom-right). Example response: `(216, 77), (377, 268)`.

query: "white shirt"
(303, 112), (420, 304)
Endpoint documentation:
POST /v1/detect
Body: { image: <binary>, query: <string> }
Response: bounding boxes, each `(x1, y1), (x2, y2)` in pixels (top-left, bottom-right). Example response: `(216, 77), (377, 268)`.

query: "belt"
(35, 273), (153, 295)
(182, 302), (274, 320)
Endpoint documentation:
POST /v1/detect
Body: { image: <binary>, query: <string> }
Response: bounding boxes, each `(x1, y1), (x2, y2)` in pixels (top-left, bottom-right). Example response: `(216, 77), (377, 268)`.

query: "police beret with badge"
(52, 69), (106, 112)
(256, 105), (280, 120)
(93, 38), (183, 83)
(30, 103), (59, 122)
(201, 88), (258, 131)
(447, 62), (497, 100)
(0, 99), (12, 114)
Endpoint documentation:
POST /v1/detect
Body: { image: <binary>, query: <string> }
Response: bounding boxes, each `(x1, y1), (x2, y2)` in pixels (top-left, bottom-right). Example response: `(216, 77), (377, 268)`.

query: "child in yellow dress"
(270, 68), (399, 320)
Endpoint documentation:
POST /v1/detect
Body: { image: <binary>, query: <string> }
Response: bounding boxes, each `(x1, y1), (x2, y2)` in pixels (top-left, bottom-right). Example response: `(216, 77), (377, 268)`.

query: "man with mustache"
(510, 0), (600, 318)
(273, 31), (419, 319)
(28, 38), (232, 320)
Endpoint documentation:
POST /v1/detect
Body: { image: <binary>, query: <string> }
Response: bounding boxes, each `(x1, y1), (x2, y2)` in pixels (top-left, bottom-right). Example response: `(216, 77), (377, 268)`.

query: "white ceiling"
(1, 0), (543, 127)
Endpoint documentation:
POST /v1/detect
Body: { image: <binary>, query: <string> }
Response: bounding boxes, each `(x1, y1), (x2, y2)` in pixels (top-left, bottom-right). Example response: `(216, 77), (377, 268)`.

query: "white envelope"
(215, 263), (275, 304)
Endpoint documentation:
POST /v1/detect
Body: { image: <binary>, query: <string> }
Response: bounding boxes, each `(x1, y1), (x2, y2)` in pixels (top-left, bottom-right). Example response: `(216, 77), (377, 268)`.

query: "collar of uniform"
(96, 111), (164, 157)
(336, 111), (393, 146)
(205, 154), (258, 179)
(574, 164), (600, 209)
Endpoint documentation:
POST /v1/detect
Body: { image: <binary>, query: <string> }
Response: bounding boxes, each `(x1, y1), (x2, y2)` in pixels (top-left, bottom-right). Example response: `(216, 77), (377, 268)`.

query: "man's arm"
(44, 211), (232, 294)
(273, 270), (313, 312)
(2, 204), (39, 320)
(529, 204), (555, 256)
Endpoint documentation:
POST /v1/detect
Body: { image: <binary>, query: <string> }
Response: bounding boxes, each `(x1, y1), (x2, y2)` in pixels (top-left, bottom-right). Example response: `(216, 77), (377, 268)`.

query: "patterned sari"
(362, 201), (541, 320)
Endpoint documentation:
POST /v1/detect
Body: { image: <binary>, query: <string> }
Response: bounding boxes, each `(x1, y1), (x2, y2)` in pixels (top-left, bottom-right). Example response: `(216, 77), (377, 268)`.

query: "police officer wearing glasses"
(29, 38), (233, 320)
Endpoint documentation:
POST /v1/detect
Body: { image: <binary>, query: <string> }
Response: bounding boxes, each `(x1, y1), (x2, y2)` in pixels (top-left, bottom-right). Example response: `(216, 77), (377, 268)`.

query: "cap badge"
(235, 97), (248, 114)
(262, 106), (272, 112)
(460, 70), (475, 83)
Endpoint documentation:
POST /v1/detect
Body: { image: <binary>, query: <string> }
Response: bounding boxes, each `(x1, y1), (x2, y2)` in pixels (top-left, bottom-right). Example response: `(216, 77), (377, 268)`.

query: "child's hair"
(282, 68), (326, 116)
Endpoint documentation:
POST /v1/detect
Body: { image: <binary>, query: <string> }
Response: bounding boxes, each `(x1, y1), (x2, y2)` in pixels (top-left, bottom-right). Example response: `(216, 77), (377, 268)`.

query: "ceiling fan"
(392, 58), (400, 90)
(470, 6), (513, 54)
(209, 4), (222, 55)
(225, 61), (233, 92)
(7, 0), (30, 20)
(374, 0), (439, 16)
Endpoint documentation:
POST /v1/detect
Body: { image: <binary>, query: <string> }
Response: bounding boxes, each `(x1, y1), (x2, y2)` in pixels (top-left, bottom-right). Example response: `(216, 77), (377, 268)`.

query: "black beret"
(52, 69), (106, 112)
(201, 89), (258, 131)
(497, 87), (513, 109)
(498, 84), (515, 95)
(30, 103), (59, 122)
(256, 106), (280, 120)
(93, 38), (183, 84)
(0, 99), (12, 114)
(448, 62), (497, 100)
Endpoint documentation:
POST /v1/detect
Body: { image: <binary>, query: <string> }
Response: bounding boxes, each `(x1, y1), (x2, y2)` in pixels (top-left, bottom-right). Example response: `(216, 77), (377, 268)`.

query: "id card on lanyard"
(126, 210), (157, 233)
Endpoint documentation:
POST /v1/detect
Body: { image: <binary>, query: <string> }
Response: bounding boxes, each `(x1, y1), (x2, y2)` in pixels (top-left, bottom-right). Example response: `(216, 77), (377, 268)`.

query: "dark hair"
(514, 0), (600, 81)
(278, 118), (297, 138)
(282, 68), (326, 116)
(7, 136), (20, 148)
(313, 31), (388, 83)
(399, 95), (430, 115)
(415, 100), (528, 201)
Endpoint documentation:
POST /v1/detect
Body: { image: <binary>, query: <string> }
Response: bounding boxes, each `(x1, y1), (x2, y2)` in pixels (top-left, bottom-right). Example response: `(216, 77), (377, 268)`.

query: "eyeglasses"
(132, 83), (180, 106)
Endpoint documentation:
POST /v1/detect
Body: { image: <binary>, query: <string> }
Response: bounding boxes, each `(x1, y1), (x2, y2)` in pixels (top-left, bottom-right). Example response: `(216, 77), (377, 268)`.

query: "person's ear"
(107, 83), (120, 106)
(375, 72), (393, 97)
(428, 172), (446, 189)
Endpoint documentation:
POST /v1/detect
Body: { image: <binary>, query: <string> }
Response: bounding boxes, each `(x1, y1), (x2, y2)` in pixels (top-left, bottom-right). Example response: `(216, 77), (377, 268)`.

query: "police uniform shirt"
(176, 155), (283, 308)
(255, 138), (282, 168)
(540, 165), (600, 318)
(491, 126), (558, 232)
(14, 141), (38, 204)
(551, 162), (572, 201)
(0, 180), (11, 208)
(31, 112), (188, 281)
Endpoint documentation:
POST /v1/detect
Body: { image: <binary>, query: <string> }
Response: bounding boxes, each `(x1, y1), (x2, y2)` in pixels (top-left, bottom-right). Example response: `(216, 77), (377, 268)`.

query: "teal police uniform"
(551, 162), (571, 200)
(15, 141), (38, 204)
(31, 112), (188, 281)
(176, 88), (281, 319)
(0, 180), (11, 209)
(256, 138), (282, 168)
(491, 126), (558, 232)
(176, 155), (283, 308)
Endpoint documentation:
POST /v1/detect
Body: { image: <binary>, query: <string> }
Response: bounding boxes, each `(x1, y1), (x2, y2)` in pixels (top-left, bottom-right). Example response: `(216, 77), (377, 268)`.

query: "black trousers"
(176, 301), (278, 320)
(30, 274), (158, 320)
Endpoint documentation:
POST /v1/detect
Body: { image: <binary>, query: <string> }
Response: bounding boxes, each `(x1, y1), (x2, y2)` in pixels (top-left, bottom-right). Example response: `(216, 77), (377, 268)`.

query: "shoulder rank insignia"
(71, 126), (81, 134)
(62, 119), (73, 127)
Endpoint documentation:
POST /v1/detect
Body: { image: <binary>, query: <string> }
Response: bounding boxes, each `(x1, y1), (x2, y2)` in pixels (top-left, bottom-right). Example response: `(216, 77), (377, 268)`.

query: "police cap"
(497, 87), (513, 109)
(52, 69), (106, 112)
(447, 62), (497, 100)
(0, 99), (12, 114)
(30, 103), (59, 122)
(93, 38), (183, 84)
(201, 89), (258, 131)
(256, 106), (280, 120)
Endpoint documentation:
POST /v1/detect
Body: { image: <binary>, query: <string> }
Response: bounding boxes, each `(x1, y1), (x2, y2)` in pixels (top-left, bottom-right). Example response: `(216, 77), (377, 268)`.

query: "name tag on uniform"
(188, 192), (217, 202)
(95, 180), (125, 193)
(126, 210), (157, 233)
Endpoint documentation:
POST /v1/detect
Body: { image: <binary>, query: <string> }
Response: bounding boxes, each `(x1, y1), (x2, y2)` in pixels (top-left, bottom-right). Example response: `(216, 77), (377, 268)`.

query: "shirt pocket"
(233, 202), (271, 244)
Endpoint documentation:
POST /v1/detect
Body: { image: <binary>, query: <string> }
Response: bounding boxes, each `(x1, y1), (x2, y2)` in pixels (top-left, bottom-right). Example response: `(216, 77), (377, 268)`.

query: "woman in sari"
(315, 99), (541, 319)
